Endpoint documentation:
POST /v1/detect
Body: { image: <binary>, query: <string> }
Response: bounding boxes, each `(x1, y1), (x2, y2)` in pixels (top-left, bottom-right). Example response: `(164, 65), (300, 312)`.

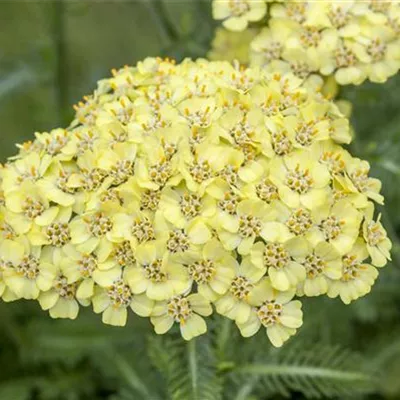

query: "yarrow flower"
(0, 57), (391, 347)
(212, 0), (400, 85)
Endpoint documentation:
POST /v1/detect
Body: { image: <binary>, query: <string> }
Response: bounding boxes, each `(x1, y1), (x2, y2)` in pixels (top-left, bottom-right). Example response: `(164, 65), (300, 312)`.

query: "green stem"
(188, 339), (199, 400)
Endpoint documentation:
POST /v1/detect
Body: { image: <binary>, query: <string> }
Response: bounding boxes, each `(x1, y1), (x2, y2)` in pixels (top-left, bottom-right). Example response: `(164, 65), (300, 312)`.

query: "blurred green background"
(2, 1), (400, 399)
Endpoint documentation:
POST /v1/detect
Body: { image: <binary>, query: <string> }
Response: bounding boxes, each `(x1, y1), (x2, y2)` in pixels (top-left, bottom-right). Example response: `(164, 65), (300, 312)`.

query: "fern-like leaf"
(148, 335), (223, 400)
(230, 342), (378, 399)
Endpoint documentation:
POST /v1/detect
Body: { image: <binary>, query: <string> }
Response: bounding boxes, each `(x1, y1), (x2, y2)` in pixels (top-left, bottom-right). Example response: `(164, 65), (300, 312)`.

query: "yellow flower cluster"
(212, 0), (400, 85)
(0, 57), (391, 347)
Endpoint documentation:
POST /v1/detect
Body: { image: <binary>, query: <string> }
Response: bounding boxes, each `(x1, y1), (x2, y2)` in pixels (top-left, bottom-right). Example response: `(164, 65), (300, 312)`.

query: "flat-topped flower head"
(0, 57), (390, 345)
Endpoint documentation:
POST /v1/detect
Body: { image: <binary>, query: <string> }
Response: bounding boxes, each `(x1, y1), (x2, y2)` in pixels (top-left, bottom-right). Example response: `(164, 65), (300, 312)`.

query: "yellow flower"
(36, 161), (77, 208)
(150, 293), (212, 340)
(294, 241), (342, 297)
(237, 277), (302, 347)
(3, 238), (57, 300)
(362, 203), (392, 267)
(250, 21), (291, 67)
(61, 243), (122, 300)
(307, 199), (362, 255)
(182, 238), (237, 301)
(338, 157), (384, 204)
(158, 186), (216, 244)
(249, 236), (307, 291)
(2, 152), (52, 194)
(215, 257), (264, 324)
(346, 23), (400, 83)
(38, 248), (80, 320)
(269, 150), (331, 210)
(216, 198), (276, 255)
(212, 0), (267, 32)
(92, 278), (134, 326)
(28, 206), (73, 250)
(124, 240), (191, 301)
(328, 239), (378, 304)
(4, 181), (57, 236)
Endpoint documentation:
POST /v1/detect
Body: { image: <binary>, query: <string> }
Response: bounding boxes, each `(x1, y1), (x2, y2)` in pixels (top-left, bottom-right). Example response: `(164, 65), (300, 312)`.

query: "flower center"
(78, 254), (97, 278)
(190, 160), (213, 183)
(229, 0), (250, 16)
(144, 259), (167, 282)
(114, 241), (136, 266)
(241, 143), (258, 163)
(328, 5), (350, 28)
(81, 168), (108, 191)
(285, 166), (314, 194)
(257, 300), (283, 327)
(183, 106), (212, 128)
(22, 197), (45, 219)
(367, 38), (387, 62)
(342, 255), (362, 281)
(140, 190), (161, 211)
(286, 3), (307, 23)
(57, 170), (77, 194)
(46, 223), (71, 247)
(335, 46), (357, 68)
(16, 255), (40, 280)
(290, 61), (312, 79)
(259, 96), (279, 116)
(107, 279), (133, 308)
(295, 121), (318, 146)
(230, 275), (253, 299)
(230, 120), (254, 146)
(180, 193), (202, 219)
(45, 131), (69, 155)
(256, 179), (279, 203)
(167, 230), (190, 253)
(261, 41), (282, 63)
(149, 160), (173, 186)
(320, 216), (343, 241)
(271, 130), (293, 156)
(55, 275), (77, 299)
(131, 218), (155, 243)
(304, 253), (326, 279)
(350, 168), (369, 193)
(218, 165), (239, 187)
(109, 160), (134, 185)
(168, 296), (193, 322)
(286, 208), (313, 235)
(264, 243), (290, 269)
(75, 130), (97, 154)
(366, 221), (386, 246)
(218, 190), (239, 214)
(100, 189), (122, 204)
(188, 260), (216, 284)
(320, 151), (346, 174)
(300, 27), (322, 48)
(238, 214), (262, 237)
(87, 213), (113, 237)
